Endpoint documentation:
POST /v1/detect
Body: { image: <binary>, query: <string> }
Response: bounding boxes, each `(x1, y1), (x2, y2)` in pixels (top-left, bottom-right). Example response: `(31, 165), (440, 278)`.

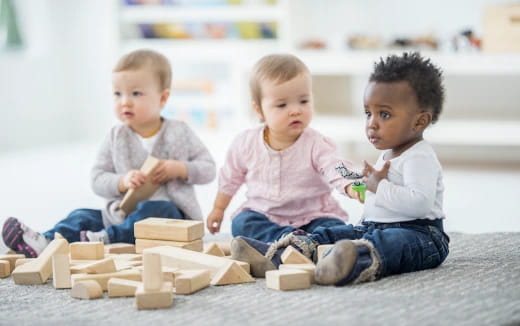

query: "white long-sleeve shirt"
(362, 140), (445, 223)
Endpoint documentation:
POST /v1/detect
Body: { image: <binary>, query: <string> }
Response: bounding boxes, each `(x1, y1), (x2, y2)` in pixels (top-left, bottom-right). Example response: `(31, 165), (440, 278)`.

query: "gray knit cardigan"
(91, 119), (216, 227)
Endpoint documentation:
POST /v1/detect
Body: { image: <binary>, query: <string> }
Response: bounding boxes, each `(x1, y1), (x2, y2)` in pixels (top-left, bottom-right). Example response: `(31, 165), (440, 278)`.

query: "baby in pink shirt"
(206, 54), (361, 242)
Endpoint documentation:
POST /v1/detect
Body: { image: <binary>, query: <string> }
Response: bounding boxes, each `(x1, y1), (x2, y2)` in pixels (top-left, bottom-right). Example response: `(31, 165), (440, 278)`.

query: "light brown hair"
(113, 49), (172, 90)
(249, 54), (310, 108)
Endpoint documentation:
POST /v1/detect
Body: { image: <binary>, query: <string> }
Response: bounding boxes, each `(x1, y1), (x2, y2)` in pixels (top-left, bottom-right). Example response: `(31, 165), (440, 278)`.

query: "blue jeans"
(231, 209), (346, 243)
(310, 219), (450, 278)
(43, 200), (184, 244)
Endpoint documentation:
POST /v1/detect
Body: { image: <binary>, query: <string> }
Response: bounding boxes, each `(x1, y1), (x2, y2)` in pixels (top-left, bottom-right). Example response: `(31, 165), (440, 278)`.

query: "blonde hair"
(249, 54), (310, 108)
(113, 49), (172, 90)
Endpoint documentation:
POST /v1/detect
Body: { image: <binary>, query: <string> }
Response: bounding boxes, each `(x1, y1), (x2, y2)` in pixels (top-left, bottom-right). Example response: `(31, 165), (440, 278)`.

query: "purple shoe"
(2, 217), (39, 258)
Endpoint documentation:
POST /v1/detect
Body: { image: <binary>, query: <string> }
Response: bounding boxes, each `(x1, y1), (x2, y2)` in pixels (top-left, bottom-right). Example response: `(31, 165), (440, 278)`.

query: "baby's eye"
(132, 91), (142, 97)
(364, 110), (371, 117)
(113, 91), (121, 97)
(277, 103), (286, 108)
(380, 111), (390, 119)
(300, 99), (309, 104)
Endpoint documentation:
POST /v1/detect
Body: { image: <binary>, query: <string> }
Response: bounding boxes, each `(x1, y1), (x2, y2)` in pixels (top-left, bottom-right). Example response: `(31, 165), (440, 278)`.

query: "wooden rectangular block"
(12, 239), (68, 285)
(105, 243), (136, 254)
(135, 282), (173, 310)
(265, 269), (311, 291)
(135, 238), (203, 254)
(52, 254), (71, 289)
(119, 156), (161, 214)
(175, 269), (210, 294)
(144, 246), (249, 277)
(0, 254), (26, 273)
(71, 269), (141, 291)
(143, 252), (162, 291)
(134, 218), (204, 242)
(0, 260), (10, 278)
(71, 280), (103, 299)
(70, 242), (104, 260)
(70, 257), (117, 274)
(279, 264), (315, 283)
(107, 278), (141, 297)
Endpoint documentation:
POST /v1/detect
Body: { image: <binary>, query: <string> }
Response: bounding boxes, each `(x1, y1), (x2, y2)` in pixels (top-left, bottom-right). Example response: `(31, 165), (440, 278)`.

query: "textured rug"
(1, 232), (519, 326)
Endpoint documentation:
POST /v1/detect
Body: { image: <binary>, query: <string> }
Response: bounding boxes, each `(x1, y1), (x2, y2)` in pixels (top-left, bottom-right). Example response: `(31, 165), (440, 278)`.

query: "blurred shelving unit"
(117, 0), (292, 135)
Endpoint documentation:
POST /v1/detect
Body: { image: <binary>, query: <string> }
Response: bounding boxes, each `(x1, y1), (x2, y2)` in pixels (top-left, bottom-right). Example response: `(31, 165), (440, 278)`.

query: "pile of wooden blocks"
(0, 217), (337, 310)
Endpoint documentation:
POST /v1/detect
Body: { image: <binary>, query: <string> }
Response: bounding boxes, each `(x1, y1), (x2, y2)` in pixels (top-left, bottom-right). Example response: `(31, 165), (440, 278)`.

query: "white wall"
(0, 0), (117, 152)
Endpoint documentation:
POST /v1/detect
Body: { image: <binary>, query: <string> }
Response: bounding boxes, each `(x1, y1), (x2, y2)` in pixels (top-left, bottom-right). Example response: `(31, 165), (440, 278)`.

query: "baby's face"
(257, 73), (313, 141)
(112, 67), (168, 130)
(363, 81), (424, 155)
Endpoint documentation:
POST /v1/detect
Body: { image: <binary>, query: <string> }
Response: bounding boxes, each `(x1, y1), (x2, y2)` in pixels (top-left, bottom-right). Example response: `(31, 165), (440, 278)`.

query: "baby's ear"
(253, 102), (265, 122)
(160, 89), (171, 106)
(415, 111), (432, 131)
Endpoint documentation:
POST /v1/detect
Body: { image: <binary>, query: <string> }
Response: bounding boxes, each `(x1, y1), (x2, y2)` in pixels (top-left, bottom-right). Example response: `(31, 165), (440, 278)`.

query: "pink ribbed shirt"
(219, 126), (353, 227)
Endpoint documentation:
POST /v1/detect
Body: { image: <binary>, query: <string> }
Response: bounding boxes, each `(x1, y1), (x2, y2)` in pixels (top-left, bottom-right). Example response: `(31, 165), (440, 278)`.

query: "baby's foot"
(80, 230), (109, 244)
(2, 217), (49, 258)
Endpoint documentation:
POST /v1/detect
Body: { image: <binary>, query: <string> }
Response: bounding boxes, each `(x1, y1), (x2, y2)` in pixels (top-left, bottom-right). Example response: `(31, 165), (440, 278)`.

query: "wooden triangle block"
(203, 243), (225, 257)
(211, 261), (255, 285)
(280, 246), (314, 265)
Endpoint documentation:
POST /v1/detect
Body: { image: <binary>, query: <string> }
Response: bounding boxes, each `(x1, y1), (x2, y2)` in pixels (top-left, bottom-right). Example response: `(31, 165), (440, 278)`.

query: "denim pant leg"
(43, 209), (104, 243)
(362, 225), (450, 278)
(106, 200), (184, 244)
(309, 224), (367, 244)
(231, 210), (296, 243)
(301, 217), (346, 234)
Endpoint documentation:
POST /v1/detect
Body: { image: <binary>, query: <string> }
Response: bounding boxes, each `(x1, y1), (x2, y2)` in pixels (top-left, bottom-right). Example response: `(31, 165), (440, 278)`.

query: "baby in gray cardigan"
(2, 49), (216, 257)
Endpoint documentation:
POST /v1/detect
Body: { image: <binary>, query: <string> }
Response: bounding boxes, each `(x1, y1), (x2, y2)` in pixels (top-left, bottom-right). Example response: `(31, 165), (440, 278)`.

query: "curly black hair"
(369, 52), (445, 124)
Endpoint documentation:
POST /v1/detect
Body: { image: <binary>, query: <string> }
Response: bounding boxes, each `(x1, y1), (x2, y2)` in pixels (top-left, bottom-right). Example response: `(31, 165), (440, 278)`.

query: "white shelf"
(311, 116), (520, 147)
(120, 5), (284, 23)
(121, 39), (279, 60)
(295, 50), (520, 75)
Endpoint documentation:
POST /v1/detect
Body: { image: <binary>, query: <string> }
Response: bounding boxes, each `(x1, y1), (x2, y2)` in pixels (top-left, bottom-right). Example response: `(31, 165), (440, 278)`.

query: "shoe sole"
(1, 217), (38, 258)
(230, 237), (276, 278)
(315, 240), (357, 285)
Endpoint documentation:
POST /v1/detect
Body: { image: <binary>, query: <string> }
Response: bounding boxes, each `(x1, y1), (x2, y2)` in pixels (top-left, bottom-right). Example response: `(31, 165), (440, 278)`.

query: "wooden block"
(265, 269), (311, 291)
(105, 243), (136, 254)
(52, 254), (71, 289)
(134, 218), (204, 242)
(114, 260), (142, 271)
(135, 265), (177, 283)
(135, 238), (203, 253)
(5, 249), (16, 255)
(119, 156), (161, 214)
(174, 269), (210, 295)
(0, 254), (26, 273)
(317, 245), (334, 261)
(143, 252), (162, 291)
(144, 246), (249, 277)
(211, 261), (255, 286)
(54, 232), (65, 240)
(203, 243), (225, 257)
(71, 269), (141, 291)
(135, 282), (173, 310)
(109, 253), (142, 261)
(107, 278), (141, 297)
(0, 260), (10, 278)
(279, 264), (315, 283)
(12, 239), (68, 285)
(71, 280), (103, 299)
(215, 241), (231, 256)
(281, 246), (314, 265)
(70, 242), (104, 260)
(15, 258), (35, 268)
(70, 257), (117, 274)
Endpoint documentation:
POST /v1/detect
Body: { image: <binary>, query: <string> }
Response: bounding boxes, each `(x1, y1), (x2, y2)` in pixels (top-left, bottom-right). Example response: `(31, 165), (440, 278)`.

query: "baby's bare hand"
(363, 160), (391, 193)
(123, 170), (146, 190)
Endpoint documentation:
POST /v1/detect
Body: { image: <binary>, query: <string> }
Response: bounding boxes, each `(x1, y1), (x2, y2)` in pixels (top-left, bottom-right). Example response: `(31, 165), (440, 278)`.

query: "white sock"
(20, 224), (50, 255)
(86, 230), (109, 244)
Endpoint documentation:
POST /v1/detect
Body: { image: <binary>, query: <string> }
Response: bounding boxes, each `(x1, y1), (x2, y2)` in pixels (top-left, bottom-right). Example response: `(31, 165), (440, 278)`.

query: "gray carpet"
(1, 232), (519, 326)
